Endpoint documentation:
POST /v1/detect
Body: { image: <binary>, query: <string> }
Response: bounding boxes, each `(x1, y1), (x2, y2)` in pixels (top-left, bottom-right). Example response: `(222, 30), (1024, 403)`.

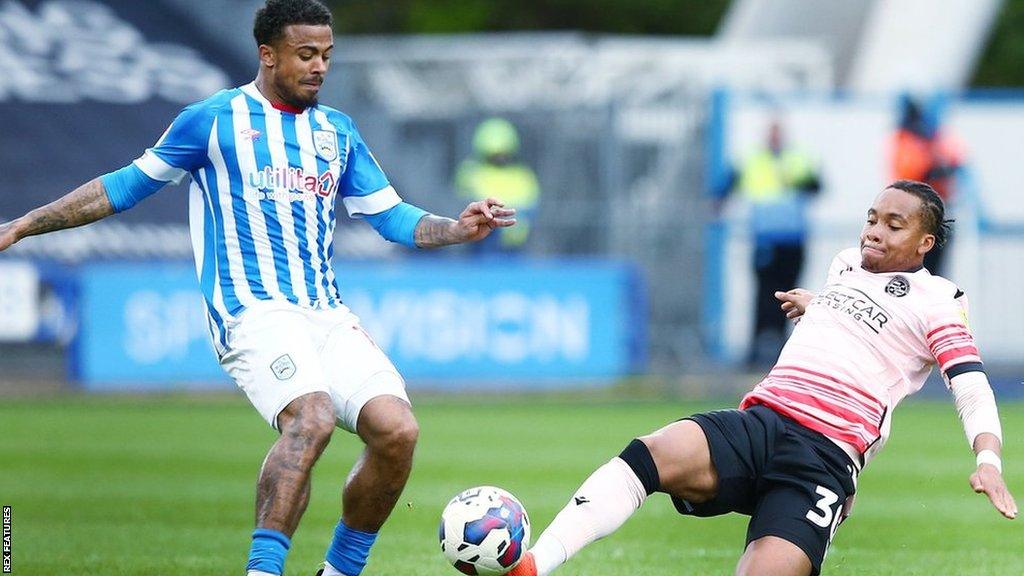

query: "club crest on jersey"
(885, 275), (910, 297)
(271, 354), (296, 381)
(313, 130), (338, 161)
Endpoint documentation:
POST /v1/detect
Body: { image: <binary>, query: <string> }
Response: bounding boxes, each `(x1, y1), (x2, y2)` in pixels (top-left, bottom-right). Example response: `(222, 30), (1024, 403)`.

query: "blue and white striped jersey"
(132, 82), (402, 355)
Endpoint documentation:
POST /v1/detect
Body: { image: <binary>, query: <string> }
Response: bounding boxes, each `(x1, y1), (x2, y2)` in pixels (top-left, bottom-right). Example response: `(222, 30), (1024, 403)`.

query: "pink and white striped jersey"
(740, 248), (983, 468)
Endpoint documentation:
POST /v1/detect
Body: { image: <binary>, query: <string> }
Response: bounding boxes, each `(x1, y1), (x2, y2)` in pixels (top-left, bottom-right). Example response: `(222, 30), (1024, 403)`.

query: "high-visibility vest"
(737, 149), (816, 243)
(737, 150), (815, 202)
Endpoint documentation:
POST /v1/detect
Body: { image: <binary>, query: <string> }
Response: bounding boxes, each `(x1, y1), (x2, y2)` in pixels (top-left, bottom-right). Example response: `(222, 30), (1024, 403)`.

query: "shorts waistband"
(746, 405), (862, 472)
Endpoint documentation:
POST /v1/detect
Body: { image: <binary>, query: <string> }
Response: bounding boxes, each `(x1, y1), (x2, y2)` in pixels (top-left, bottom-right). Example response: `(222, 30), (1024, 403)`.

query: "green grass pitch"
(1, 394), (1021, 575)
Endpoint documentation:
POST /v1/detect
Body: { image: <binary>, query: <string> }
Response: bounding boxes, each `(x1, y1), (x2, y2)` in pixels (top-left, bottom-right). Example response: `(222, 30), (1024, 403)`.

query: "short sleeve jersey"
(740, 247), (983, 467)
(132, 82), (400, 354)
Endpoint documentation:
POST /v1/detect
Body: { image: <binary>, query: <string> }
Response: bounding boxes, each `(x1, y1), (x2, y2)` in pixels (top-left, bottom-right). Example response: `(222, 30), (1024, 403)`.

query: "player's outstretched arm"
(0, 178), (114, 252)
(774, 288), (815, 322)
(414, 198), (516, 248)
(969, 433), (1017, 520)
(948, 368), (1016, 519)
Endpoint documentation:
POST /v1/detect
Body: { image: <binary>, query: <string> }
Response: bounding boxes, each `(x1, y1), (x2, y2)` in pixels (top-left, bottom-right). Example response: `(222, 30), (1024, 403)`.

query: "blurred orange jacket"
(890, 129), (965, 202)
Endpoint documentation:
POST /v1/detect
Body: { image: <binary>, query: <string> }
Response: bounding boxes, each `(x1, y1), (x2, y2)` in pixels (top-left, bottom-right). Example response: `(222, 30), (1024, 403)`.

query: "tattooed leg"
(341, 395), (419, 531)
(256, 391), (336, 535)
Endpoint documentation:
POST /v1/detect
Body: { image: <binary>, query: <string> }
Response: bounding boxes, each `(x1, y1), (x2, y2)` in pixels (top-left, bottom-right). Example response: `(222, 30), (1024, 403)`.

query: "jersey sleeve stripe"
(945, 361), (985, 379)
(930, 332), (972, 346)
(342, 185), (402, 217)
(134, 150), (188, 183)
(933, 339), (978, 352)
(929, 329), (972, 344)
(937, 348), (982, 371)
(931, 338), (978, 354)
(926, 323), (969, 340)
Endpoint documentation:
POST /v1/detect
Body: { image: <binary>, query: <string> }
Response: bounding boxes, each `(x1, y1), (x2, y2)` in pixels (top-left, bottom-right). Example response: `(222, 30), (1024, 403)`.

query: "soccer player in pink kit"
(510, 180), (1016, 576)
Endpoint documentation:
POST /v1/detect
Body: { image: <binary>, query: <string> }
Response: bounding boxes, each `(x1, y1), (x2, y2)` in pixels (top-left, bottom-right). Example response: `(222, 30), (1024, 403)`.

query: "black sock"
(618, 439), (661, 495)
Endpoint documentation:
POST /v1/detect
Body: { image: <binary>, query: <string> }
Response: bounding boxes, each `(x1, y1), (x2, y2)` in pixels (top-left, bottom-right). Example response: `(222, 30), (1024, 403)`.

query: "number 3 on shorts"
(805, 485), (840, 528)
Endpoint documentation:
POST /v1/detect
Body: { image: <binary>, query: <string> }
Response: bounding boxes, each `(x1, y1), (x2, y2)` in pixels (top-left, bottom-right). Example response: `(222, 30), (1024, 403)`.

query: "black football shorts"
(675, 405), (857, 575)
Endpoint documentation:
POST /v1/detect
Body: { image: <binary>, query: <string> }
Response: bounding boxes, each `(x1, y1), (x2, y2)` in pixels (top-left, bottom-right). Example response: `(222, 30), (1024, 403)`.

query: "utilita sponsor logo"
(247, 166), (337, 200)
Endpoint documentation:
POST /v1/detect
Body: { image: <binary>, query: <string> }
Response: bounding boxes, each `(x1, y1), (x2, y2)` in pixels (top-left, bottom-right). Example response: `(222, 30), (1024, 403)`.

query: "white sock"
(319, 561), (346, 576)
(247, 572), (279, 576)
(532, 457), (648, 575)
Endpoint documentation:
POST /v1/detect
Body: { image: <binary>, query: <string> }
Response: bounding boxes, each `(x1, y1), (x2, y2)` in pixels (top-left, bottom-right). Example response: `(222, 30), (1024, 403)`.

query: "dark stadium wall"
(326, 0), (729, 36)
(0, 0), (251, 224)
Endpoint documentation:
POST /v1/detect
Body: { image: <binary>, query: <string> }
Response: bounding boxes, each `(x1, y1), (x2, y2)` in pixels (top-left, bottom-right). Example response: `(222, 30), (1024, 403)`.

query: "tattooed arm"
(0, 178), (114, 252)
(413, 215), (462, 249)
(414, 198), (516, 249)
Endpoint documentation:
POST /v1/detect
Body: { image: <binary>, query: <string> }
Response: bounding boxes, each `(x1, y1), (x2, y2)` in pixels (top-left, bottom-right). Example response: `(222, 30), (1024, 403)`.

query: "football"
(439, 486), (532, 575)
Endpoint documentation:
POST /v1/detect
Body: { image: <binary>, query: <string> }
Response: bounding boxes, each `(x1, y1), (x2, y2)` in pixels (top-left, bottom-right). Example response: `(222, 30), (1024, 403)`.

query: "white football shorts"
(219, 300), (409, 433)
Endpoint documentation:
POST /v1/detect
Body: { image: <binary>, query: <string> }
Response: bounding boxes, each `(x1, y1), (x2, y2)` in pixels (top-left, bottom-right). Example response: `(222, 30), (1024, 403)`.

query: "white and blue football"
(439, 486), (531, 576)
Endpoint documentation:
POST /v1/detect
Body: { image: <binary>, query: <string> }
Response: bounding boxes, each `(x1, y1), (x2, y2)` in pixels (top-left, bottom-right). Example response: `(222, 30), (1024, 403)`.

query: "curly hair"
(253, 0), (332, 47)
(887, 179), (954, 247)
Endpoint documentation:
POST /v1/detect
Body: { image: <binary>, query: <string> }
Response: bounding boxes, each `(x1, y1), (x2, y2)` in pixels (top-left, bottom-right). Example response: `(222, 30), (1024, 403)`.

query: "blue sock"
(325, 520), (378, 576)
(247, 528), (291, 575)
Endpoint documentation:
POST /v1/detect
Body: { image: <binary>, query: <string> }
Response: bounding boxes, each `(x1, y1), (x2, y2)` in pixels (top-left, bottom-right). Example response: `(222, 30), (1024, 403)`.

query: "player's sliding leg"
(511, 420), (717, 576)
(518, 446), (654, 576)
(735, 536), (813, 576)
(319, 395), (419, 576)
(248, 392), (337, 576)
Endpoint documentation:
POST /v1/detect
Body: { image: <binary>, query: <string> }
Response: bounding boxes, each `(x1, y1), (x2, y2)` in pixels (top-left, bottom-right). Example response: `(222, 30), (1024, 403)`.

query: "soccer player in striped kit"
(509, 180), (1016, 576)
(0, 1), (515, 575)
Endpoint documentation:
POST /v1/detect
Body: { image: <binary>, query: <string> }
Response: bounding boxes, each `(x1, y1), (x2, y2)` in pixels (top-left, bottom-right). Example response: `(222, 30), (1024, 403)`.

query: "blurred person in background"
(719, 118), (821, 367)
(510, 180), (1015, 576)
(0, 1), (516, 576)
(890, 94), (966, 277)
(456, 117), (540, 255)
